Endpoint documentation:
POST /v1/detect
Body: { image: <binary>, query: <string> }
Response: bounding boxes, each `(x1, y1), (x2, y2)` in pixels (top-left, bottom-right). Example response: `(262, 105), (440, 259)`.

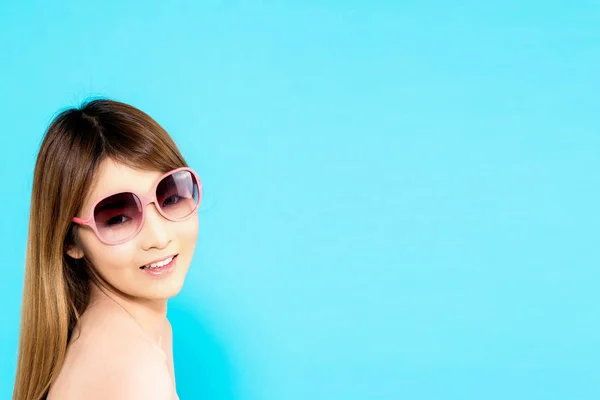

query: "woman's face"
(68, 158), (199, 302)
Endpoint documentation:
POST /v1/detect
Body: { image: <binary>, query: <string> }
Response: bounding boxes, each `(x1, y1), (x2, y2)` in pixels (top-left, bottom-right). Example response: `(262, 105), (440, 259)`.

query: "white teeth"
(145, 256), (173, 269)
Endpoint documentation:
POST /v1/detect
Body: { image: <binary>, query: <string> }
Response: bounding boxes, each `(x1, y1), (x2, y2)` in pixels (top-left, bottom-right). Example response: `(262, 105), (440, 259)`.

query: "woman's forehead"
(83, 159), (163, 208)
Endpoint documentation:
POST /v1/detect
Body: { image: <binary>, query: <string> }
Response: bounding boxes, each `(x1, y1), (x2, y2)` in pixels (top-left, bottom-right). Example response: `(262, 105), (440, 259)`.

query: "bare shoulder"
(49, 309), (174, 399)
(83, 353), (173, 400)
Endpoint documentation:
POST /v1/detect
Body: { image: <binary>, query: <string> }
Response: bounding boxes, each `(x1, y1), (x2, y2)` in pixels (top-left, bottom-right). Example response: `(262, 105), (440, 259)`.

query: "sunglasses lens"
(94, 193), (143, 243)
(156, 170), (200, 219)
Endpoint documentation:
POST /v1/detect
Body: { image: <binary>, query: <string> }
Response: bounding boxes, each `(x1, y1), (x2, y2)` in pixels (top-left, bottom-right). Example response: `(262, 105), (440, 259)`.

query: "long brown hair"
(13, 99), (190, 400)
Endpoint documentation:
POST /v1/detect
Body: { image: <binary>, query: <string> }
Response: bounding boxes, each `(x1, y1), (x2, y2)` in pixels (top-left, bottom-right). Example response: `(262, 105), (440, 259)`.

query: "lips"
(140, 255), (178, 277)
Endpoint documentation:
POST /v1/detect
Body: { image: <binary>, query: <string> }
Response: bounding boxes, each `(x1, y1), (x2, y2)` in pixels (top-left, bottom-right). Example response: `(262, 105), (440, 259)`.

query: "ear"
(66, 244), (84, 259)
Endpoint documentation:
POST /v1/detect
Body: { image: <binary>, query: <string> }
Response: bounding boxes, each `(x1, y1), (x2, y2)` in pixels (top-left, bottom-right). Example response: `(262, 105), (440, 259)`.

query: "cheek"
(79, 229), (137, 273)
(176, 217), (199, 275)
(184, 215), (199, 241)
(174, 215), (199, 248)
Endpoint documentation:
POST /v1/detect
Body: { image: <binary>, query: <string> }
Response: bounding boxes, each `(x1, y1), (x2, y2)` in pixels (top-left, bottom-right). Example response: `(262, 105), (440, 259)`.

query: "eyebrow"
(94, 197), (130, 214)
(87, 171), (175, 213)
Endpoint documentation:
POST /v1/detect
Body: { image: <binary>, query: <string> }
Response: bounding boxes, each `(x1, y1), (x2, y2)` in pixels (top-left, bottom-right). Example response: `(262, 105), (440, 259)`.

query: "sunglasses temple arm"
(72, 217), (92, 226)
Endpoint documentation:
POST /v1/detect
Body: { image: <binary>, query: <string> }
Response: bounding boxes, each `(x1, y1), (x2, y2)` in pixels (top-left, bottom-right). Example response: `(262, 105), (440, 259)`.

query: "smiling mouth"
(140, 254), (178, 270)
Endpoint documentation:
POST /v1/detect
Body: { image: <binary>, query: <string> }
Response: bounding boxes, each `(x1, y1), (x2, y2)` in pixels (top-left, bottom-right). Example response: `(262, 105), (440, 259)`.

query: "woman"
(12, 99), (202, 400)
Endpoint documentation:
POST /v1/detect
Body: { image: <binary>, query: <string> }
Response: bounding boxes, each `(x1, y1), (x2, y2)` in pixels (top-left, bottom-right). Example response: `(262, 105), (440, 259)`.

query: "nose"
(138, 203), (171, 250)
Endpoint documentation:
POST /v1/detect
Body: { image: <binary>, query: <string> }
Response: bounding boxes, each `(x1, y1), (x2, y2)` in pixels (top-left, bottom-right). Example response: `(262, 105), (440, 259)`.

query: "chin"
(146, 281), (185, 300)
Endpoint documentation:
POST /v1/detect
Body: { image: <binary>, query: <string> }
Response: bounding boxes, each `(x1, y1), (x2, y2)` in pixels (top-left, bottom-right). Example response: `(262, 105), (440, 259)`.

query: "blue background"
(1, 1), (599, 399)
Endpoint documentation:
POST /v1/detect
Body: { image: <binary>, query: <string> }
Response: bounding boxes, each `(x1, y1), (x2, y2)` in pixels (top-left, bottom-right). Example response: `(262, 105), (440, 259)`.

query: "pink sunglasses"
(72, 167), (202, 245)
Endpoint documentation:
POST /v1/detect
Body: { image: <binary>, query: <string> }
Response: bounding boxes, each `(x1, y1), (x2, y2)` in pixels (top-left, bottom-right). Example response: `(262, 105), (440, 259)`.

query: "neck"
(88, 281), (168, 346)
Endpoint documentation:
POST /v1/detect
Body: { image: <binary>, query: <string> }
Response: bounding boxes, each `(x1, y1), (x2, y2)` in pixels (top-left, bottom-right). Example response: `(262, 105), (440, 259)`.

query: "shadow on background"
(169, 300), (239, 400)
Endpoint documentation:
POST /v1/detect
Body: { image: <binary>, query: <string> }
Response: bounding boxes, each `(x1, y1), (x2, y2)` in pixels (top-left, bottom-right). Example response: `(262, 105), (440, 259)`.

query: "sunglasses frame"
(72, 167), (202, 245)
